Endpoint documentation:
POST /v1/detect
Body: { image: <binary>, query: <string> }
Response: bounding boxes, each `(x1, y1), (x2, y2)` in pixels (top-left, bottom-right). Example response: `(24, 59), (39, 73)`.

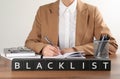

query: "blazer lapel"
(48, 1), (59, 45)
(76, 0), (89, 45)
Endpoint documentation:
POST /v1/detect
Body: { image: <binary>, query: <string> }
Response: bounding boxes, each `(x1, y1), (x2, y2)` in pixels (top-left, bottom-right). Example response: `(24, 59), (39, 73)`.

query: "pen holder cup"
(94, 40), (109, 59)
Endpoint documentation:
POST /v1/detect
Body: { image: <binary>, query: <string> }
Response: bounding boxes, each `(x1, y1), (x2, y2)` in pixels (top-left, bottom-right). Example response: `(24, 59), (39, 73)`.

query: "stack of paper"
(1, 47), (41, 60)
(4, 47), (35, 57)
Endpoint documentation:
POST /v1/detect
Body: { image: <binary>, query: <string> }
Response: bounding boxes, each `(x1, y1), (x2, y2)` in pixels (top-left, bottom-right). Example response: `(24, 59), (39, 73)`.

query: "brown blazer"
(25, 0), (118, 55)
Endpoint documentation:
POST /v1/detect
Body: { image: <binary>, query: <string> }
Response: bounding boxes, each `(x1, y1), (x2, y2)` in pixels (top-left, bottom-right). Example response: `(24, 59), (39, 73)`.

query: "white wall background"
(0, 0), (120, 54)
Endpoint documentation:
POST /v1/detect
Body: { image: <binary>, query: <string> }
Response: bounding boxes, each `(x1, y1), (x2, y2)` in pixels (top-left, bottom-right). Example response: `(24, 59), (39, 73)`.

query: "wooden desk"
(0, 54), (120, 79)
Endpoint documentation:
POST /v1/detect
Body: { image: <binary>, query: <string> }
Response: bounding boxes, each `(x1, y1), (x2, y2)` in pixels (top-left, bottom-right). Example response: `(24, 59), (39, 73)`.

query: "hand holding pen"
(42, 36), (61, 57)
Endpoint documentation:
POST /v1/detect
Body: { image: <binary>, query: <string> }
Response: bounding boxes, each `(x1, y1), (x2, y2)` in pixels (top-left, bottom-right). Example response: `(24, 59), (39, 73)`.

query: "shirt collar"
(59, 0), (77, 14)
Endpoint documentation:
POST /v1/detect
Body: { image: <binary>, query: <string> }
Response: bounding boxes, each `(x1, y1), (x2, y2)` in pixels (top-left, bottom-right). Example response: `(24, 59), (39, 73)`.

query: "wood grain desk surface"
(0, 54), (120, 79)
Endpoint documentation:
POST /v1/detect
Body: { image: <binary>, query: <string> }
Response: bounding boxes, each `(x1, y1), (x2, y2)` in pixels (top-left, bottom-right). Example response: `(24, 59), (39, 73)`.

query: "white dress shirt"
(59, 0), (77, 49)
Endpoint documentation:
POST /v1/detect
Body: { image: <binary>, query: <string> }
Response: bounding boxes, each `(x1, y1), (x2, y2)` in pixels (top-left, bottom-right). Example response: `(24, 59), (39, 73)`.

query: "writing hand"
(42, 45), (60, 57)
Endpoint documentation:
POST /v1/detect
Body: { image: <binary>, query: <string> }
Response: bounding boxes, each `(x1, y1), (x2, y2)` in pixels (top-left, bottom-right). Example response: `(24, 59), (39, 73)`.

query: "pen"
(99, 35), (110, 54)
(44, 36), (61, 55)
(41, 36), (53, 59)
(96, 35), (110, 57)
(96, 35), (105, 57)
(44, 36), (54, 46)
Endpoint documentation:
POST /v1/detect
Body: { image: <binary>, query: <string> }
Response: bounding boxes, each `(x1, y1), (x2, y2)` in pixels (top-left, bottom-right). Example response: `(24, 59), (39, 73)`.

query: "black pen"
(96, 35), (110, 57)
(96, 35), (105, 57)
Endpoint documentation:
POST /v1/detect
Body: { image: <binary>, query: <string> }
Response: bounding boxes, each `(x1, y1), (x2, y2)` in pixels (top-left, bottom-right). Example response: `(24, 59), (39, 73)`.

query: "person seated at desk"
(25, 0), (118, 57)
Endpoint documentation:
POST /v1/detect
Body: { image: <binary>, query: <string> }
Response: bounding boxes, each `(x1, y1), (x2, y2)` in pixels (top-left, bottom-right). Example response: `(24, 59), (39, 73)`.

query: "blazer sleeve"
(73, 7), (118, 55)
(25, 7), (48, 54)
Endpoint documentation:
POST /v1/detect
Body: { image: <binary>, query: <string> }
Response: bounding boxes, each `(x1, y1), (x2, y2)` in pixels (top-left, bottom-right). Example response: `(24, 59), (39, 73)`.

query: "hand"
(42, 45), (61, 57)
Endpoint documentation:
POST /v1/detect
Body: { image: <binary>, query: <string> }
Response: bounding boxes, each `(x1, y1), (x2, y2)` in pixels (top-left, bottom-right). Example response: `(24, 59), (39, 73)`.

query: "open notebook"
(43, 52), (86, 59)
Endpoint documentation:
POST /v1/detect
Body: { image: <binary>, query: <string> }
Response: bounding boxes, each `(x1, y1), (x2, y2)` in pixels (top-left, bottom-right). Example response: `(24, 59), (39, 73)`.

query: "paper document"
(43, 51), (86, 59)
(4, 47), (35, 57)
(1, 46), (41, 60)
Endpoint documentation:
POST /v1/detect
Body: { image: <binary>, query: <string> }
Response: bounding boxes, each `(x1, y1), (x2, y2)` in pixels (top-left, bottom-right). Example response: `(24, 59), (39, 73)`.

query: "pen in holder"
(94, 35), (110, 59)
